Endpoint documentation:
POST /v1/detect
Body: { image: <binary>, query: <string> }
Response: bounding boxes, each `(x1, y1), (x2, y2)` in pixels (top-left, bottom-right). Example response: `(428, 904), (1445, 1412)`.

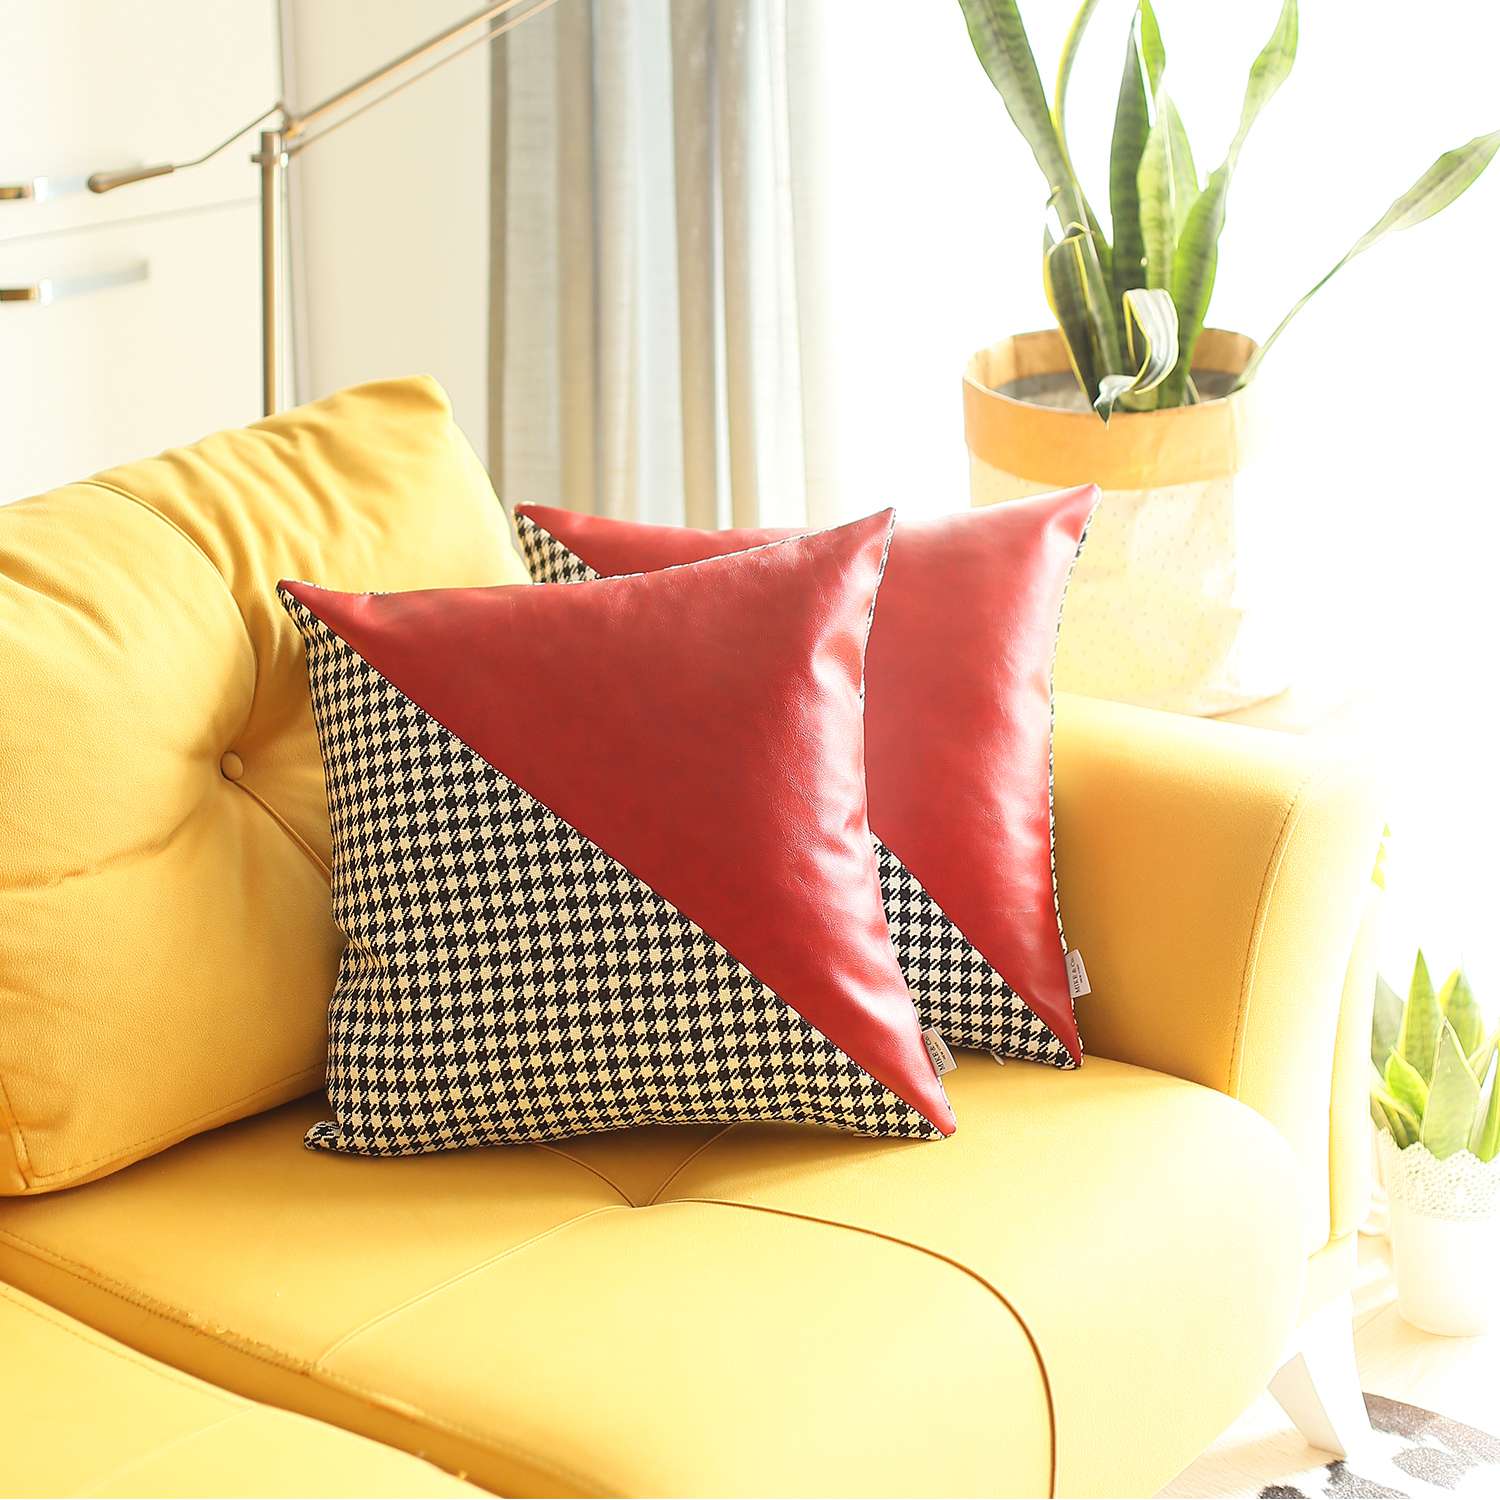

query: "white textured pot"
(1379, 1132), (1500, 1336)
(964, 328), (1291, 716)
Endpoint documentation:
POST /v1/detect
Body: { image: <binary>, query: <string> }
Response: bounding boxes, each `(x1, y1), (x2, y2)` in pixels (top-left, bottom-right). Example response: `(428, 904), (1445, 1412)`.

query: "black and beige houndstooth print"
(516, 513), (594, 584)
(514, 511), (1078, 1067)
(874, 842), (1075, 1068)
(282, 590), (938, 1152)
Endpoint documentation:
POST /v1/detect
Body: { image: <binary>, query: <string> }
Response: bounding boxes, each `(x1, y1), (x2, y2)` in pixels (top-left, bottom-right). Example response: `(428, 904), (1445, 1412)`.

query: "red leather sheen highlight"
(282, 512), (954, 1135)
(515, 493), (1098, 1060)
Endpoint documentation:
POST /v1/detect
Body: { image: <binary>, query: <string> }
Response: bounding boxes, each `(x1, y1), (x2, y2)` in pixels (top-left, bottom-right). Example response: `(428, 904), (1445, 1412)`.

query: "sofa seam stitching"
(533, 1145), (634, 1207)
(76, 480), (258, 660)
(74, 1410), (246, 1498)
(0, 1071), (34, 1190)
(0, 1225), (623, 1498)
(664, 1196), (1059, 1498)
(314, 1205), (625, 1362)
(1226, 766), (1324, 1098)
(644, 1125), (735, 1206)
(227, 779), (333, 882)
(3, 1290), (244, 1405)
(0, 1224), (322, 1371)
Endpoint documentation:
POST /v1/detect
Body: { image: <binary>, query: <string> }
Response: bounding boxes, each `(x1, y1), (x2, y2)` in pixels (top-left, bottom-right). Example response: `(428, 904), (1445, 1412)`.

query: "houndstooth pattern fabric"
(515, 514), (1081, 1067)
(281, 591), (937, 1152)
(875, 842), (1075, 1068)
(515, 513), (594, 584)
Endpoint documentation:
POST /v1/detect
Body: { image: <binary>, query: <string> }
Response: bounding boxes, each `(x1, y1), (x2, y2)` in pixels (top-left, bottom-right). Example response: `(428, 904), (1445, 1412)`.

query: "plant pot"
(964, 328), (1289, 716)
(1379, 1132), (1500, 1337)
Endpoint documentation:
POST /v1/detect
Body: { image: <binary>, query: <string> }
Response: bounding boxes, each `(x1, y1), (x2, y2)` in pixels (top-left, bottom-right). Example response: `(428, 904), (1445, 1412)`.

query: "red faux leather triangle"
(281, 510), (953, 1134)
(515, 491), (1097, 1060)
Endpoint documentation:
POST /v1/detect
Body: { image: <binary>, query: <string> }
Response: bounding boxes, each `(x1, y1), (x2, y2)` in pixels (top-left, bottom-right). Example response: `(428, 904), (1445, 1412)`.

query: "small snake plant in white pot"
(1371, 954), (1500, 1336)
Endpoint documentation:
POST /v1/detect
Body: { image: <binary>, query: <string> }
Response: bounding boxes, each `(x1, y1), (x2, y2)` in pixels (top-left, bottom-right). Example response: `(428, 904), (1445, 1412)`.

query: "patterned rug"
(1251, 1395), (1500, 1497)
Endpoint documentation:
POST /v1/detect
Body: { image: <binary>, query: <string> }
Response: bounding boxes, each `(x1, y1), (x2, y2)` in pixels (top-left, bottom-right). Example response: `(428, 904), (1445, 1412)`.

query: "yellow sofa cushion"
(0, 1058), (1303, 1498)
(0, 379), (529, 1195)
(1, 1282), (482, 1497)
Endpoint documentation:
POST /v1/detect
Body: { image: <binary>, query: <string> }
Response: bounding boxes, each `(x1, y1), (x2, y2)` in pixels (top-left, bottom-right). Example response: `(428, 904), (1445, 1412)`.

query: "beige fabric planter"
(965, 329), (1288, 716)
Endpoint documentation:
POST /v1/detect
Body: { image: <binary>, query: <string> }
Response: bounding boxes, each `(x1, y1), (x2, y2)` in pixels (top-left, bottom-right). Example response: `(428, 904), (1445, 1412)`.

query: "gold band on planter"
(963, 328), (1261, 492)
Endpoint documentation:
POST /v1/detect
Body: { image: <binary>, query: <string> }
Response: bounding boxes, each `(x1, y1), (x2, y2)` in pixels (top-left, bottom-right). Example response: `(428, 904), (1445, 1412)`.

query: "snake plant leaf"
(1163, 99), (1197, 228)
(1094, 286), (1179, 419)
(1161, 164), (1226, 404)
(1370, 1058), (1420, 1148)
(1473, 1065), (1500, 1163)
(1371, 1083), (1419, 1149)
(1388, 1107), (1416, 1150)
(1466, 1033), (1497, 1161)
(1422, 1020), (1482, 1159)
(1468, 1032), (1497, 1097)
(1398, 949), (1443, 1082)
(958, 0), (1071, 192)
(1410, 949), (1436, 1009)
(1138, 90), (1198, 291)
(1108, 1), (1164, 309)
(1438, 968), (1485, 1058)
(1054, 0), (1105, 183)
(1044, 224), (1104, 406)
(1045, 188), (1126, 383)
(1372, 974), (1404, 1073)
(1239, 128), (1500, 388)
(1385, 1048), (1429, 1122)
(962, 0), (1111, 297)
(1225, 0), (1299, 165)
(1160, 0), (1296, 402)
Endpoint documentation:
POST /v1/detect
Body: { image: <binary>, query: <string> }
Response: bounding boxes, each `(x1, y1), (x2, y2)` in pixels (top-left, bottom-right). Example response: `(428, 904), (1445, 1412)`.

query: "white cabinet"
(1, 0), (279, 502)
(1, 205), (262, 500)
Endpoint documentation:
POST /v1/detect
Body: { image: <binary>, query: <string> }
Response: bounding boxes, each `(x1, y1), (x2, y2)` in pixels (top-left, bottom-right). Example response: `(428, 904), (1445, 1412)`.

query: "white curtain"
(490, 0), (838, 530)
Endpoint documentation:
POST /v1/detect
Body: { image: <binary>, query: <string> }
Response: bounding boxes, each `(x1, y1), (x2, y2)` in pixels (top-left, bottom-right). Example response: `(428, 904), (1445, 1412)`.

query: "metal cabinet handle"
(0, 262), (149, 305)
(0, 175), (88, 204)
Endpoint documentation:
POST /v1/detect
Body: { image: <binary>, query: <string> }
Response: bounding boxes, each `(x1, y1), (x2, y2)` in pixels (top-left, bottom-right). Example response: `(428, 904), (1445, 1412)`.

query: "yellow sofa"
(0, 1283), (482, 1498)
(0, 380), (1383, 1498)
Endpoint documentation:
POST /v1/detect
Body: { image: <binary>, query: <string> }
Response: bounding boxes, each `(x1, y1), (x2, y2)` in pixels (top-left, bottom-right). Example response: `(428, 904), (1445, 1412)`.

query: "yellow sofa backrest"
(0, 378), (529, 1193)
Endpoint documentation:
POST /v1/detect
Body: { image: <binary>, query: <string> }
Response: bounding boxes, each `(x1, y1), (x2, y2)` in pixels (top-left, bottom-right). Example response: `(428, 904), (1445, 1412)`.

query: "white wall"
(281, 0), (493, 460)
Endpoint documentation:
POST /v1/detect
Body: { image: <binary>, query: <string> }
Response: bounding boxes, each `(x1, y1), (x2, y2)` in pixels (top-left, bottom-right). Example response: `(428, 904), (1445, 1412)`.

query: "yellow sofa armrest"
(1053, 694), (1383, 1257)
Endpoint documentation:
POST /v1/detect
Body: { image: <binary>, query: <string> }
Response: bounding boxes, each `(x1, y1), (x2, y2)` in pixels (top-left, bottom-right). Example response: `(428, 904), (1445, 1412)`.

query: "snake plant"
(958, 0), (1500, 419)
(1371, 953), (1500, 1162)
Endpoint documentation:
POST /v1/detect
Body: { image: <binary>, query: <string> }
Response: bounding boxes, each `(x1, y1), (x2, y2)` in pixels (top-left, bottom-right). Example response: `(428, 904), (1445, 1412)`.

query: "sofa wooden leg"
(1267, 1294), (1373, 1458)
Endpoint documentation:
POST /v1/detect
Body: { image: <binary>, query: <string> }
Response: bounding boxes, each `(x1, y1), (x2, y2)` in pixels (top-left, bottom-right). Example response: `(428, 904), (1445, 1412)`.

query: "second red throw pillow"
(515, 491), (1097, 1067)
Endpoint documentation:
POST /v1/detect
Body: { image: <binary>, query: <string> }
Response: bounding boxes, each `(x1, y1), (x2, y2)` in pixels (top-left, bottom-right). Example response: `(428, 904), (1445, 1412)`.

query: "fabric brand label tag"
(922, 1026), (957, 1078)
(1065, 949), (1091, 1000)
